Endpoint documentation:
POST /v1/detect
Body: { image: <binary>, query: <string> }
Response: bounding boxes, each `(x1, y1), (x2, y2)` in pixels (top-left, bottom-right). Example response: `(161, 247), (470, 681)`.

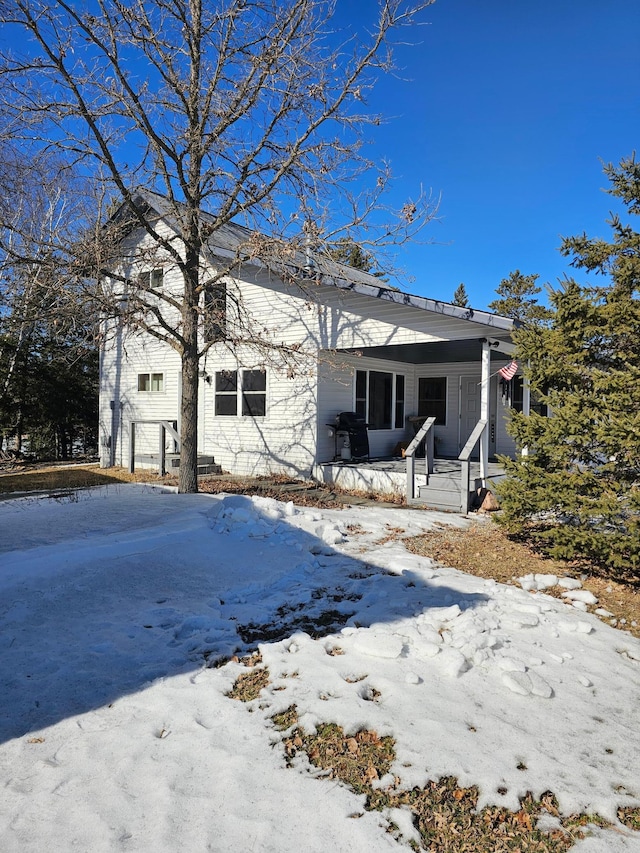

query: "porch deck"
(315, 456), (507, 511)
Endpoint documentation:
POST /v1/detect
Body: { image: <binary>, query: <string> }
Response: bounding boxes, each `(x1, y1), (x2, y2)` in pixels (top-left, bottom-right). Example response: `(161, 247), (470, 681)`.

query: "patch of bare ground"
(404, 520), (640, 640)
(225, 652), (269, 702)
(198, 473), (404, 508)
(277, 717), (615, 852)
(0, 463), (175, 494)
(197, 474), (345, 507)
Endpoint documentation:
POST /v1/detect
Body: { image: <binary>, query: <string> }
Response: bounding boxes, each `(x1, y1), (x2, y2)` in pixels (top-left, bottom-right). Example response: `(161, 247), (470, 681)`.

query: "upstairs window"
(138, 269), (163, 288)
(203, 281), (227, 342)
(138, 372), (164, 393)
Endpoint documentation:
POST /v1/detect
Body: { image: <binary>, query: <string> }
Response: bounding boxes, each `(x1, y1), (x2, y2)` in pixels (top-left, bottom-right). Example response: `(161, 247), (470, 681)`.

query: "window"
(355, 369), (405, 430)
(215, 370), (238, 415)
(203, 281), (226, 342)
(368, 370), (393, 430)
(242, 369), (266, 416)
(215, 369), (266, 417)
(395, 375), (405, 429)
(138, 372), (164, 393)
(418, 377), (446, 425)
(138, 269), (163, 288)
(508, 376), (548, 417)
(355, 370), (367, 419)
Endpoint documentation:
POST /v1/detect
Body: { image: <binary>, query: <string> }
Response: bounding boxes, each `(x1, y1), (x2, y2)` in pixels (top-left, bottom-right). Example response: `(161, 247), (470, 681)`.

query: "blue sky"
(355, 0), (640, 310)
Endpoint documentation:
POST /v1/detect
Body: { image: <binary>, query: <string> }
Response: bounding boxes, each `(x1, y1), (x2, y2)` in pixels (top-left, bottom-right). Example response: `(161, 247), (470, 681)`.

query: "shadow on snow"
(0, 488), (487, 744)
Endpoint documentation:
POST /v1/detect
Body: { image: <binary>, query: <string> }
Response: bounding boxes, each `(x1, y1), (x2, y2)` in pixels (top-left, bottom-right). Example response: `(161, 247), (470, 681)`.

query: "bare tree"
(0, 0), (436, 492)
(0, 145), (98, 456)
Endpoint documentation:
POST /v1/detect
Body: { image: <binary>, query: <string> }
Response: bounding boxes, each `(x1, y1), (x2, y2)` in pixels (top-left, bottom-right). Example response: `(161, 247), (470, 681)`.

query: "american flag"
(499, 360), (518, 381)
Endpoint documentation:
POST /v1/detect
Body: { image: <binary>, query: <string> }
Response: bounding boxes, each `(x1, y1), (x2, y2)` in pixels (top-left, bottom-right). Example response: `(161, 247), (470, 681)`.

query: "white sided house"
(99, 193), (526, 511)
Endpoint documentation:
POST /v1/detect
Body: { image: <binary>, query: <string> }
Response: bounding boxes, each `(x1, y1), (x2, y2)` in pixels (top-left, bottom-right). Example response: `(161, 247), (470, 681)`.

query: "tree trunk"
(179, 345), (199, 493)
(178, 247), (200, 494)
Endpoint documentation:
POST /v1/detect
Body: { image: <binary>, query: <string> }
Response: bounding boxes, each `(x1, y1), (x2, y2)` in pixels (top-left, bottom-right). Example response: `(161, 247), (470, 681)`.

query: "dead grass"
(271, 705), (299, 731)
(619, 808), (640, 832)
(279, 720), (619, 852)
(0, 463), (173, 494)
(226, 667), (270, 702)
(283, 723), (395, 793)
(198, 474), (345, 508)
(405, 521), (640, 640)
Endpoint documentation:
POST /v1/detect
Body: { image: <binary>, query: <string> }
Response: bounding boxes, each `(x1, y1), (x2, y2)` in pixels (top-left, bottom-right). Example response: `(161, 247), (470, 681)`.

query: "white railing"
(457, 419), (487, 514)
(405, 416), (436, 502)
(129, 420), (180, 476)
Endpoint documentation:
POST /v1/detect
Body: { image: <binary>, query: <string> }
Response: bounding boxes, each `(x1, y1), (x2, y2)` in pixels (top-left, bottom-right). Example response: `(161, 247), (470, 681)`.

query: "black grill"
(335, 411), (369, 461)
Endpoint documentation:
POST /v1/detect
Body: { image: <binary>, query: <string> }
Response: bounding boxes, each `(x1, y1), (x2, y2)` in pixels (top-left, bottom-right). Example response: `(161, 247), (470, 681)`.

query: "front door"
(459, 375), (497, 459)
(459, 375), (480, 459)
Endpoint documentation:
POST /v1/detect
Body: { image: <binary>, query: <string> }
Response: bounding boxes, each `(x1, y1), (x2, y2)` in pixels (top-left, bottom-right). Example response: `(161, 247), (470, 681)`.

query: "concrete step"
(197, 463), (222, 475)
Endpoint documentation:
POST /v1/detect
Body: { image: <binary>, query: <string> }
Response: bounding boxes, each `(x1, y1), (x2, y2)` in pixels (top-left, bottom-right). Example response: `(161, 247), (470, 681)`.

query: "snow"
(1, 484), (639, 852)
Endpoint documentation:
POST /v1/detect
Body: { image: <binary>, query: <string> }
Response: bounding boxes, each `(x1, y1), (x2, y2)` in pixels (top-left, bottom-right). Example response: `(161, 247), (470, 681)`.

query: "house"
(99, 192), (524, 507)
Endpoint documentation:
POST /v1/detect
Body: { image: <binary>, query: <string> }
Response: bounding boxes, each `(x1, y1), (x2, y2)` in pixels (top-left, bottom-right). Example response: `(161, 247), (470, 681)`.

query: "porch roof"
(338, 337), (514, 364)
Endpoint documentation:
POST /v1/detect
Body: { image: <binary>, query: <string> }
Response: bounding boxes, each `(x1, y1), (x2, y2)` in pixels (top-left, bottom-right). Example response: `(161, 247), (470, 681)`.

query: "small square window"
(138, 372), (163, 393)
(139, 269), (163, 288)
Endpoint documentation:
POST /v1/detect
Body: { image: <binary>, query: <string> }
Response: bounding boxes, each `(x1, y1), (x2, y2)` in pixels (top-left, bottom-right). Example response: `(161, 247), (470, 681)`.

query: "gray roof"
(121, 188), (517, 334)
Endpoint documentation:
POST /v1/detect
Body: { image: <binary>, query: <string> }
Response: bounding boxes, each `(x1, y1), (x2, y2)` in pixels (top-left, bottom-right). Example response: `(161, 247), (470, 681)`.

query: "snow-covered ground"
(0, 484), (639, 852)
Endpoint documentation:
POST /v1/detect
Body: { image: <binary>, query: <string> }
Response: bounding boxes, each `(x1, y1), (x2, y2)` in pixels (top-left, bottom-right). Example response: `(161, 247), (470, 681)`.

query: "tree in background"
(495, 156), (640, 577)
(0, 0), (436, 492)
(330, 238), (383, 276)
(0, 146), (98, 459)
(452, 283), (469, 307)
(488, 270), (552, 325)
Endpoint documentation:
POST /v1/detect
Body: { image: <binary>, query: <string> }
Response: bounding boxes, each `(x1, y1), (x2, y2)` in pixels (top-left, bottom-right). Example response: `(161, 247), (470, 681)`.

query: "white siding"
(415, 361), (517, 458)
(198, 350), (319, 478)
(229, 271), (507, 350)
(100, 223), (517, 477)
(317, 353), (415, 461)
(99, 325), (181, 467)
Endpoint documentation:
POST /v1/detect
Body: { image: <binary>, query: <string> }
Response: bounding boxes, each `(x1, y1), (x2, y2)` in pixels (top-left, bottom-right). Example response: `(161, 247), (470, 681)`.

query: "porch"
(315, 456), (507, 512)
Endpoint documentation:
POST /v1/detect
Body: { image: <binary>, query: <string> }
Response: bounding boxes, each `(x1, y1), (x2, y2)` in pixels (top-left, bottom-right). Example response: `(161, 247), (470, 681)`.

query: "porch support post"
(480, 340), (490, 486)
(129, 421), (136, 474)
(159, 424), (166, 476)
(521, 361), (531, 457)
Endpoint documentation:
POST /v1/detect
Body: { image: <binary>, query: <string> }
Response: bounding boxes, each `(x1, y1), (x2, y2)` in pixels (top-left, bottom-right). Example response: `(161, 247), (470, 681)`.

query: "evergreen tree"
(452, 283), (469, 307)
(496, 156), (640, 577)
(488, 270), (552, 324)
(329, 238), (383, 276)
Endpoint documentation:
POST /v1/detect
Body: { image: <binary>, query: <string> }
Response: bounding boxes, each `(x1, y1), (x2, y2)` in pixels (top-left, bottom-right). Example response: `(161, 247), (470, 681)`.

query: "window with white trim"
(215, 369), (266, 417)
(241, 369), (266, 416)
(138, 372), (164, 393)
(215, 370), (238, 415)
(355, 369), (405, 430)
(138, 268), (163, 288)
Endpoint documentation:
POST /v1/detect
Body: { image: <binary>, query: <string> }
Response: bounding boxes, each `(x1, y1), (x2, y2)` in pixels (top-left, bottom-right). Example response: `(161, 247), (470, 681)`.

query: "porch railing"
(458, 418), (487, 514)
(405, 416), (436, 502)
(129, 420), (180, 476)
